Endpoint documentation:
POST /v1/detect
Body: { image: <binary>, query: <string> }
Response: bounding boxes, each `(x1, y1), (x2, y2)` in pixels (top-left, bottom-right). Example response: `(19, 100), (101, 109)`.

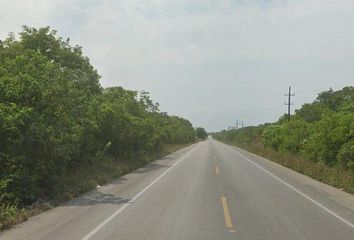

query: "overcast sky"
(1, 0), (353, 131)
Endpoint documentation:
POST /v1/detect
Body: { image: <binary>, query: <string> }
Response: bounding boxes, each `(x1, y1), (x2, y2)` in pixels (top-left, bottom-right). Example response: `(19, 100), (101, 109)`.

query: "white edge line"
(223, 143), (354, 230)
(81, 145), (197, 240)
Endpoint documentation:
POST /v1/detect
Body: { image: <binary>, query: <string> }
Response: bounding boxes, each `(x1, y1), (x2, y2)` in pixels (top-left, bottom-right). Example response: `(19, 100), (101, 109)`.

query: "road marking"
(215, 166), (220, 174)
(81, 145), (197, 240)
(226, 145), (354, 230)
(221, 197), (234, 229)
(229, 229), (236, 233)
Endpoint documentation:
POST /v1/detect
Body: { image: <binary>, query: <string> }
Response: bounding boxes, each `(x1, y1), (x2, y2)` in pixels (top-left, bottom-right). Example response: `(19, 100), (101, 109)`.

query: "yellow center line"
(215, 166), (220, 174)
(221, 197), (235, 230)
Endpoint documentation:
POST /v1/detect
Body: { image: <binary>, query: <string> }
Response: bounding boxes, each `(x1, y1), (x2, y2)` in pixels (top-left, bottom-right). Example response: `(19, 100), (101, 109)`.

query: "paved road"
(2, 139), (354, 240)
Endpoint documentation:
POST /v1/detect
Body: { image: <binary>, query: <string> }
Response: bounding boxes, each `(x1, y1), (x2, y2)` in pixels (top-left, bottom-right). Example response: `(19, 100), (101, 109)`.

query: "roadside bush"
(337, 139), (354, 170)
(262, 125), (284, 150)
(0, 26), (196, 217)
(213, 86), (354, 194)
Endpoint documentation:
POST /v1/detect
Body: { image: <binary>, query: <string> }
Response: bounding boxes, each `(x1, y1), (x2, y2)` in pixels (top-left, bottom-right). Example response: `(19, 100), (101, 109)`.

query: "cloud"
(1, 0), (354, 131)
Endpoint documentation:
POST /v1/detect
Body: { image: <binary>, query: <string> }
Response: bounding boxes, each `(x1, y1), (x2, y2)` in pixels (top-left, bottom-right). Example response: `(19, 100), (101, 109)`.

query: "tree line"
(213, 87), (354, 192)
(0, 26), (199, 222)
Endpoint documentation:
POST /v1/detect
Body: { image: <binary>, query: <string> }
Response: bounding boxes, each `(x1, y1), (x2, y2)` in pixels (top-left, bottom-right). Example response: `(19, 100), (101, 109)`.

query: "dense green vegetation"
(213, 87), (354, 193)
(0, 27), (197, 229)
(195, 127), (208, 140)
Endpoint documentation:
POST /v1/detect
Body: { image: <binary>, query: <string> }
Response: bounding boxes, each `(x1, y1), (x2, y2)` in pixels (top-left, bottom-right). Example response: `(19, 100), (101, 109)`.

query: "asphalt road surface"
(1, 139), (354, 240)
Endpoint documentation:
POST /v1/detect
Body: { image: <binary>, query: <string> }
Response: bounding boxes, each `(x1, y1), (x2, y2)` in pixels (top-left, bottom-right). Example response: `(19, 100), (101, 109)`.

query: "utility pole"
(284, 86), (295, 121)
(229, 120), (244, 130)
(8, 32), (15, 40)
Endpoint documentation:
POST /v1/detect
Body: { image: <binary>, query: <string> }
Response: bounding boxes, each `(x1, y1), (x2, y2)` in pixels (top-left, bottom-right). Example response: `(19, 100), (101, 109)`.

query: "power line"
(284, 86), (295, 121)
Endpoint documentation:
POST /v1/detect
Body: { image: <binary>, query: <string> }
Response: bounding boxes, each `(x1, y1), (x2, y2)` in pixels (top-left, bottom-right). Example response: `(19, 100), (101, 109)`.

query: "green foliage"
(0, 203), (18, 230)
(290, 88), (354, 162)
(195, 127), (208, 140)
(295, 103), (323, 122)
(213, 125), (266, 148)
(0, 26), (196, 219)
(303, 113), (353, 164)
(19, 26), (101, 95)
(262, 87), (354, 165)
(213, 86), (354, 193)
(262, 125), (284, 150)
(337, 139), (354, 170)
(263, 118), (310, 154)
(316, 87), (354, 112)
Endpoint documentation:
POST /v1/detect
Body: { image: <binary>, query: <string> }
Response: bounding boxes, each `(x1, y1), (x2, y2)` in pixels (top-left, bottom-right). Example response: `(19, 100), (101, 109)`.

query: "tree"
(0, 26), (197, 212)
(195, 127), (208, 140)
